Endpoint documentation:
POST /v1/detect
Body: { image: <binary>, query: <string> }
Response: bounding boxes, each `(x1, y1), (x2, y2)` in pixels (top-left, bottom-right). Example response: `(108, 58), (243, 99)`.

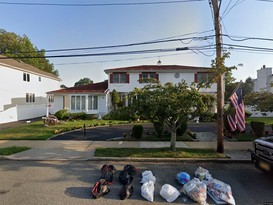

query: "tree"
(111, 89), (120, 110)
(242, 77), (254, 95)
(0, 29), (58, 76)
(130, 81), (215, 151)
(244, 91), (273, 112)
(74, 78), (93, 87)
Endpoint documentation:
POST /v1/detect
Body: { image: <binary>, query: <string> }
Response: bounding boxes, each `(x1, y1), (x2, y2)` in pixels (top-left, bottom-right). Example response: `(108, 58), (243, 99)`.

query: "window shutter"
(126, 74), (130, 83)
(110, 74), (113, 83)
(194, 73), (198, 83)
(139, 73), (142, 80)
(155, 74), (159, 80)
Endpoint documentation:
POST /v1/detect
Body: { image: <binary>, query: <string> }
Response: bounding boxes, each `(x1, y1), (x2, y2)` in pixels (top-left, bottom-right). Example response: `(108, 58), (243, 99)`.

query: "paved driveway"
(50, 123), (218, 141)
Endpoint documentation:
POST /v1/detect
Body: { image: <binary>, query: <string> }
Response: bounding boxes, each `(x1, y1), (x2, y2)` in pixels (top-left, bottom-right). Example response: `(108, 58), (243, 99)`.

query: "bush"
(70, 112), (88, 120)
(176, 122), (188, 136)
(199, 112), (215, 122)
(131, 124), (144, 140)
(153, 121), (164, 137)
(102, 107), (137, 121)
(251, 121), (265, 138)
(54, 109), (69, 120)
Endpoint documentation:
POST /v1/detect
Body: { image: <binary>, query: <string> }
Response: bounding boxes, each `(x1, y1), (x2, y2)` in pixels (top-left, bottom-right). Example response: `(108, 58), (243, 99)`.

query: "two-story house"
(0, 55), (61, 124)
(48, 64), (217, 117)
(253, 65), (273, 93)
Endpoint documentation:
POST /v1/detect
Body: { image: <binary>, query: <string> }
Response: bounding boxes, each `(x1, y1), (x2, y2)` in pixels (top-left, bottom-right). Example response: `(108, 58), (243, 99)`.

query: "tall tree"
(0, 29), (58, 76)
(130, 81), (215, 151)
(74, 78), (93, 87)
(111, 89), (120, 110)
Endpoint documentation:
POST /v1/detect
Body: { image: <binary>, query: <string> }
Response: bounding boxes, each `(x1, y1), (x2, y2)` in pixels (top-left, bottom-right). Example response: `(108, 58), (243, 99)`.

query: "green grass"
(0, 120), (129, 140)
(246, 117), (273, 125)
(0, 146), (30, 155)
(95, 148), (225, 158)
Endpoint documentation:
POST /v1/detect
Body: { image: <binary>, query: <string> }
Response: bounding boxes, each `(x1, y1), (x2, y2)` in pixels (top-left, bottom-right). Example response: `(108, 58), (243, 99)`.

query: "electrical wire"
(0, 0), (204, 7)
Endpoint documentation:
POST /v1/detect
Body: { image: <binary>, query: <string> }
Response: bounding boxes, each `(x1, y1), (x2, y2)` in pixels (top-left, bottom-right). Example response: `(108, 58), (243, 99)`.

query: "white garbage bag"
(207, 179), (236, 205)
(140, 170), (156, 184)
(194, 167), (212, 184)
(160, 184), (180, 203)
(141, 180), (155, 202)
(182, 178), (208, 205)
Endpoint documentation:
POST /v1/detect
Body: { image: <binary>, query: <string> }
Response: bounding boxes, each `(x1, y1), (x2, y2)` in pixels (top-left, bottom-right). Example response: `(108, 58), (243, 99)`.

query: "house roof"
(0, 54), (61, 81)
(47, 81), (108, 94)
(104, 65), (211, 73)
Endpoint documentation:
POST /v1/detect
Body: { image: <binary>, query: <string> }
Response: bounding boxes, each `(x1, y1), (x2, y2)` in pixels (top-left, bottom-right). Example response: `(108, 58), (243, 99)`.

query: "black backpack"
(100, 164), (116, 184)
(119, 165), (136, 185)
(91, 179), (110, 199)
(119, 184), (134, 200)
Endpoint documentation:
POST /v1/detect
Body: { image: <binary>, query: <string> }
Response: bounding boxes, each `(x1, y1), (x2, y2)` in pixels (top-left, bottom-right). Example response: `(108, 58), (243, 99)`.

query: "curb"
(0, 156), (251, 163)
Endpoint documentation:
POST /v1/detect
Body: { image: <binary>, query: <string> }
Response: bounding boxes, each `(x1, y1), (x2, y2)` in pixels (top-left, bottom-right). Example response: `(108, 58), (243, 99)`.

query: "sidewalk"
(0, 140), (253, 161)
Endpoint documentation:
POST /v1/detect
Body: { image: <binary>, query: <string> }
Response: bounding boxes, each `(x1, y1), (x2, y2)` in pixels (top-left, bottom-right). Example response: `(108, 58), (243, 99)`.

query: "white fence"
(0, 104), (47, 124)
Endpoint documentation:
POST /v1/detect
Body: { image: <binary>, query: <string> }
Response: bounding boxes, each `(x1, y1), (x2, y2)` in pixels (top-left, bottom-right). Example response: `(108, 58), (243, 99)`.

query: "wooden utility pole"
(211, 0), (225, 153)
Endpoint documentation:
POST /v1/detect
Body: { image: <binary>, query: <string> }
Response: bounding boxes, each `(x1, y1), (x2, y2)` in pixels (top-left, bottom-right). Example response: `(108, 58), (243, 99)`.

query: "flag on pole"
(227, 82), (245, 132)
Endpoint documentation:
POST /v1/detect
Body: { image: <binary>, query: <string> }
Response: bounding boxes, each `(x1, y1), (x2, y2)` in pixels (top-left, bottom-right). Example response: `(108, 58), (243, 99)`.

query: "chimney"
(263, 65), (266, 69)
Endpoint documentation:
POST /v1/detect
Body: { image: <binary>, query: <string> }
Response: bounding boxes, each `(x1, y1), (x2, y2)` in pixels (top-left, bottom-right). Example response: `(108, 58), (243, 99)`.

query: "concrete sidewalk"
(0, 140), (253, 161)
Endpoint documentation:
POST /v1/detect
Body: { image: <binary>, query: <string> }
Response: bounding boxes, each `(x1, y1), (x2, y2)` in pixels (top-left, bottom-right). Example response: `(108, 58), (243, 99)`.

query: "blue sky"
(1, 0), (273, 87)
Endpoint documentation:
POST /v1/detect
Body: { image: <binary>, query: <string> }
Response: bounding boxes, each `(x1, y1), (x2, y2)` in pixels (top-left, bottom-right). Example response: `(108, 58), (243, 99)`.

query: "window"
(23, 73), (30, 82)
(48, 94), (54, 103)
(39, 76), (41, 82)
(139, 72), (158, 83)
(71, 95), (96, 111)
(93, 96), (98, 110)
(110, 73), (129, 83)
(26, 93), (35, 103)
(195, 73), (210, 83)
(81, 96), (86, 110)
(88, 96), (92, 110)
(71, 96), (76, 110)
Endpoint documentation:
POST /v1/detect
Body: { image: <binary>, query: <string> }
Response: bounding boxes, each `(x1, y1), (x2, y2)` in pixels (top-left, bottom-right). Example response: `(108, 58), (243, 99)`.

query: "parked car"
(251, 136), (273, 173)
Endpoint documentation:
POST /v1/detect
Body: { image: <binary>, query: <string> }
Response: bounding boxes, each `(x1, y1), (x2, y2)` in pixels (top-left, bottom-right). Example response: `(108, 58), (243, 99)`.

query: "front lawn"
(0, 120), (129, 140)
(246, 117), (273, 125)
(0, 146), (30, 155)
(95, 148), (225, 158)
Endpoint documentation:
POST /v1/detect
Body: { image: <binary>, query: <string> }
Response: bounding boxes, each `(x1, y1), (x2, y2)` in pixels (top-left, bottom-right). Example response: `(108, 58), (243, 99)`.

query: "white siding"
(0, 64), (60, 123)
(108, 72), (217, 93)
(254, 67), (272, 92)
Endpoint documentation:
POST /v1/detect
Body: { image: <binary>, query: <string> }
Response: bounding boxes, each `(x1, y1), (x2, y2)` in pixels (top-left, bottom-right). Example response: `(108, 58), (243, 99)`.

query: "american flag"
(227, 83), (245, 132)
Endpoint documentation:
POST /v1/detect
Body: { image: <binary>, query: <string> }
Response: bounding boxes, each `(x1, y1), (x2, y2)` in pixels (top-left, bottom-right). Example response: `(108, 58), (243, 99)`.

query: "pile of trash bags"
(91, 164), (236, 205)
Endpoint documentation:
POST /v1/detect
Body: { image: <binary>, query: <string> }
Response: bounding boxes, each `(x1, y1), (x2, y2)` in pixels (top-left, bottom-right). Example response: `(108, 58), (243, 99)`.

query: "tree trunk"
(170, 128), (177, 151)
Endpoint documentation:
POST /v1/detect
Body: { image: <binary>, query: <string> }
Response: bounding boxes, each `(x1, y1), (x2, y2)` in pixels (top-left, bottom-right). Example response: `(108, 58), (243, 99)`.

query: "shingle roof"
(0, 54), (61, 81)
(104, 65), (211, 73)
(47, 81), (108, 94)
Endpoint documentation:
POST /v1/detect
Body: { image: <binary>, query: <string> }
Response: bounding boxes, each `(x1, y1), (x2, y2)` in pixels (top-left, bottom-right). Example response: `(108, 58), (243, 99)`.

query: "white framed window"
(26, 93), (35, 103)
(23, 73), (30, 82)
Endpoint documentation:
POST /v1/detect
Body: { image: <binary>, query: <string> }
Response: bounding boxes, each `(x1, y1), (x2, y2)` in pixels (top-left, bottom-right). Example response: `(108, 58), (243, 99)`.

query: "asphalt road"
(0, 160), (272, 205)
(50, 123), (218, 141)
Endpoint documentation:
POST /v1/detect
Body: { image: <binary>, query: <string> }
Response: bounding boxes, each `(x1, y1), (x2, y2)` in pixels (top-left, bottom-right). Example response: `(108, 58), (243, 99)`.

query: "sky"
(1, 0), (273, 87)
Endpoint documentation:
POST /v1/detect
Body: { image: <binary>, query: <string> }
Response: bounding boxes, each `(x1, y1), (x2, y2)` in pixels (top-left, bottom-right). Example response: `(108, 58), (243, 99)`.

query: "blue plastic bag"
(176, 172), (190, 185)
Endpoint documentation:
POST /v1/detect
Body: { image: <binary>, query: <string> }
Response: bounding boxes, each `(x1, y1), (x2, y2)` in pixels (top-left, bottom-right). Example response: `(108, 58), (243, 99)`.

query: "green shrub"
(131, 124), (144, 140)
(153, 121), (164, 137)
(54, 109), (69, 120)
(251, 121), (265, 138)
(102, 107), (137, 121)
(70, 112), (88, 120)
(176, 122), (188, 136)
(199, 112), (215, 122)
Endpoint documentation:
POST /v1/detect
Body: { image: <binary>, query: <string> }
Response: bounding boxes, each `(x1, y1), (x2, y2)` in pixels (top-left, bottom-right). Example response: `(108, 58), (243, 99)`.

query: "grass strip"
(95, 148), (225, 158)
(0, 146), (30, 155)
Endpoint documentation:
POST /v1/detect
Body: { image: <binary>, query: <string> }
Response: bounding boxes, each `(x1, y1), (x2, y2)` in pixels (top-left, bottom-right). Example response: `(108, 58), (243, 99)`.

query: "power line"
(0, 35), (215, 54)
(0, 0), (204, 7)
(0, 47), (189, 59)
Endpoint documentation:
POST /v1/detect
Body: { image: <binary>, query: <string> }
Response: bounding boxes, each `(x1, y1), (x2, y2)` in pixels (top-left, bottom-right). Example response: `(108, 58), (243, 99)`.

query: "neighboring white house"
(48, 64), (217, 116)
(0, 55), (61, 124)
(47, 81), (109, 117)
(104, 64), (217, 106)
(246, 65), (273, 117)
(253, 65), (273, 92)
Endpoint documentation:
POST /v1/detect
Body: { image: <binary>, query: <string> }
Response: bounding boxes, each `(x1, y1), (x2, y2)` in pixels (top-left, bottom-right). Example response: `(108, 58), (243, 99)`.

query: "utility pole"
(211, 0), (225, 153)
